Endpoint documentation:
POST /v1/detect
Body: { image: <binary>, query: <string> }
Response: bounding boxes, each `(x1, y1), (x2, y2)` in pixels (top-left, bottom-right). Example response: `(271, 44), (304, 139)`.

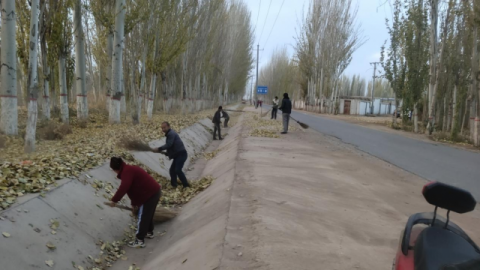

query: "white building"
(338, 96), (399, 116)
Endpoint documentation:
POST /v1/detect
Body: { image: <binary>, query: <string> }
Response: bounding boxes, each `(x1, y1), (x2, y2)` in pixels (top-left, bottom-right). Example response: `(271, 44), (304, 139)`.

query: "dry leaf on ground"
(45, 260), (54, 267)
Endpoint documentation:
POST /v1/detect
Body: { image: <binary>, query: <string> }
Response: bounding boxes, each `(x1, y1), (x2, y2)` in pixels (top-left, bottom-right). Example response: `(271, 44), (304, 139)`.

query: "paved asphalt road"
(261, 105), (480, 200)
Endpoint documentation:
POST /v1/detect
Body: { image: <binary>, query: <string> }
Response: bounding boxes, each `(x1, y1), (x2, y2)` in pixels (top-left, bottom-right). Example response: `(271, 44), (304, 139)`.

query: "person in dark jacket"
(212, 106), (223, 140)
(153, 122), (190, 188)
(107, 157), (161, 248)
(279, 93), (292, 134)
(222, 109), (230, 128)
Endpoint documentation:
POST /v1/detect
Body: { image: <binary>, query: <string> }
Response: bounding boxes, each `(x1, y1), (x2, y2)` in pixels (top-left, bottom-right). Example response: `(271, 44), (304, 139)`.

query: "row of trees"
(295, 0), (364, 113)
(381, 0), (480, 144)
(0, 0), (254, 152)
(258, 48), (394, 104)
(257, 0), (365, 112)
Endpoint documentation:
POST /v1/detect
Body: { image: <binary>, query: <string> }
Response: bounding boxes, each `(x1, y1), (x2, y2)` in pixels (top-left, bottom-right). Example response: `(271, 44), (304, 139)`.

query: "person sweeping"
(153, 122), (190, 188)
(222, 108), (230, 128)
(107, 157), (161, 248)
(279, 93), (292, 134)
(212, 106), (223, 140)
(272, 96), (279, 119)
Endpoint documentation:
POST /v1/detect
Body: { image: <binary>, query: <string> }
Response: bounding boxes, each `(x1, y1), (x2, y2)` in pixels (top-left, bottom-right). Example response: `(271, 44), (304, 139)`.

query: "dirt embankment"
(217, 111), (480, 270)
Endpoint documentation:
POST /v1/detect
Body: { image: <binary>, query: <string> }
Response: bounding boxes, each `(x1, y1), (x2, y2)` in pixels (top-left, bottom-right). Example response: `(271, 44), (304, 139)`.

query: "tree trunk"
(451, 84), (458, 136)
(414, 103), (419, 133)
(17, 57), (25, 107)
(447, 98), (452, 132)
(162, 71), (168, 113)
(461, 98), (468, 135)
(147, 75), (156, 120)
(42, 67), (50, 119)
(109, 0), (126, 123)
(472, 1), (480, 145)
(130, 67), (139, 125)
(59, 57), (69, 123)
(319, 69), (324, 113)
(50, 62), (57, 111)
(24, 0), (40, 153)
(427, 0), (438, 134)
(0, 0), (18, 135)
(442, 97), (447, 132)
(121, 71), (126, 113)
(40, 31), (50, 120)
(138, 47), (147, 119)
(74, 0), (88, 119)
(106, 30), (114, 110)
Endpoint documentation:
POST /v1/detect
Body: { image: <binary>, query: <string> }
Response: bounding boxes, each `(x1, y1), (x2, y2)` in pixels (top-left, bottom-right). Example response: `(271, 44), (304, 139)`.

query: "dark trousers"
(213, 123), (222, 139)
(136, 190), (161, 241)
(271, 108), (278, 119)
(169, 151), (189, 187)
(224, 118), (229, 127)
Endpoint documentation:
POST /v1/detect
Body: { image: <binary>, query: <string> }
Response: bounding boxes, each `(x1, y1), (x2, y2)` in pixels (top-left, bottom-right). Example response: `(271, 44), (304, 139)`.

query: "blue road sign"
(257, 86), (268, 94)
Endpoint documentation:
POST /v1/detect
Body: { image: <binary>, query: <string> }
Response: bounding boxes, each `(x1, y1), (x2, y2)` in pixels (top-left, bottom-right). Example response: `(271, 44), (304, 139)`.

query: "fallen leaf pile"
(160, 176), (215, 206)
(89, 239), (127, 269)
(245, 112), (297, 138)
(0, 109), (216, 210)
(250, 129), (279, 138)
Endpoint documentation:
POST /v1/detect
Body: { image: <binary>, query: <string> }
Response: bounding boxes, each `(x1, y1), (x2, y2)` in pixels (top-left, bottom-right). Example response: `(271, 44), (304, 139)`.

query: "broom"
(224, 109), (244, 113)
(290, 116), (309, 129)
(261, 109), (271, 117)
(118, 137), (170, 155)
(118, 137), (152, 151)
(104, 202), (178, 223)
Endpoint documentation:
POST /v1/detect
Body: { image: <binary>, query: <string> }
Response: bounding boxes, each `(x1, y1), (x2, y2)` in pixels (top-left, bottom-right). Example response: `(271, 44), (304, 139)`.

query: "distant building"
(338, 96), (399, 116)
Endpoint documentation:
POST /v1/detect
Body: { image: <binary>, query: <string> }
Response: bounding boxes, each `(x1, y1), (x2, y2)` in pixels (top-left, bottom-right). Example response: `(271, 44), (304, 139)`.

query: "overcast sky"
(243, 0), (393, 82)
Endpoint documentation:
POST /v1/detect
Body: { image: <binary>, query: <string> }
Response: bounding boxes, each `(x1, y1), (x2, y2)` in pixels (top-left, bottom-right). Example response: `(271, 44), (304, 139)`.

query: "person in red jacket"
(106, 157), (161, 248)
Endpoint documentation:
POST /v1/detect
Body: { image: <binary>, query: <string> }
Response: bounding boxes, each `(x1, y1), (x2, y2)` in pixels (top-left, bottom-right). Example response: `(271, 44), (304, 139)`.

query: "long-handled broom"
(261, 109), (271, 117)
(224, 109), (244, 113)
(119, 137), (171, 154)
(290, 115), (309, 129)
(104, 202), (178, 223)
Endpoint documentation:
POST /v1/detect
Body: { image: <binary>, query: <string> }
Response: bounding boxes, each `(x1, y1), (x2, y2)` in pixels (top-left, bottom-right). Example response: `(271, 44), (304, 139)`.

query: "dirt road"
(258, 105), (480, 201)
(219, 112), (480, 269)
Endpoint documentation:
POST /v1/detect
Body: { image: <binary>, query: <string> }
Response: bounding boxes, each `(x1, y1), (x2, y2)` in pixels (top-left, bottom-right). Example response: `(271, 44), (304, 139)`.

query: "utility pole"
(255, 44), (259, 108)
(370, 62), (381, 115)
(250, 78), (254, 105)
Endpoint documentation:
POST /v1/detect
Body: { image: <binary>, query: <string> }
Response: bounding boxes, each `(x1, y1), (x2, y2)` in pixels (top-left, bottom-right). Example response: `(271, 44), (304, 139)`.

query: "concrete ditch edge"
(0, 119), (214, 270)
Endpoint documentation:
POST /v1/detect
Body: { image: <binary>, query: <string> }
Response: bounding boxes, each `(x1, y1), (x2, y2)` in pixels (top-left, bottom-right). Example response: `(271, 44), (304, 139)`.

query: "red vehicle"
(393, 181), (480, 270)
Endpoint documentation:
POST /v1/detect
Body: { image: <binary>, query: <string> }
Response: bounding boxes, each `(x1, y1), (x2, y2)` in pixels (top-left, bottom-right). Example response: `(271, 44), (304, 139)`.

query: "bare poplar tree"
(109, 0), (126, 123)
(74, 0), (88, 119)
(24, 0), (40, 153)
(0, 0), (18, 135)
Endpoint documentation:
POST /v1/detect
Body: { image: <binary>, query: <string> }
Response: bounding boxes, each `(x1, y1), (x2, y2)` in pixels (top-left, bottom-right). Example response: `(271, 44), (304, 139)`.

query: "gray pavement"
(262, 105), (480, 200)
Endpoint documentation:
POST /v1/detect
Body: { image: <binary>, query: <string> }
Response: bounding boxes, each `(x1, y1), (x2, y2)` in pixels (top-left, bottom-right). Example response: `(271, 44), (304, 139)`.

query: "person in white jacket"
(271, 96), (279, 119)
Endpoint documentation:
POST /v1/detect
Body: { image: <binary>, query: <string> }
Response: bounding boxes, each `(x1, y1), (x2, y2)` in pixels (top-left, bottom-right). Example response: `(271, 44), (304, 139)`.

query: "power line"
(258, 0), (273, 44)
(255, 0), (262, 34)
(263, 0), (285, 47)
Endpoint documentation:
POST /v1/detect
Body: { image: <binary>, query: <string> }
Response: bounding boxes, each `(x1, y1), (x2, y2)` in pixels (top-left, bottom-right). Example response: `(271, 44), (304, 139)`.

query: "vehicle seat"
(414, 227), (480, 270)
